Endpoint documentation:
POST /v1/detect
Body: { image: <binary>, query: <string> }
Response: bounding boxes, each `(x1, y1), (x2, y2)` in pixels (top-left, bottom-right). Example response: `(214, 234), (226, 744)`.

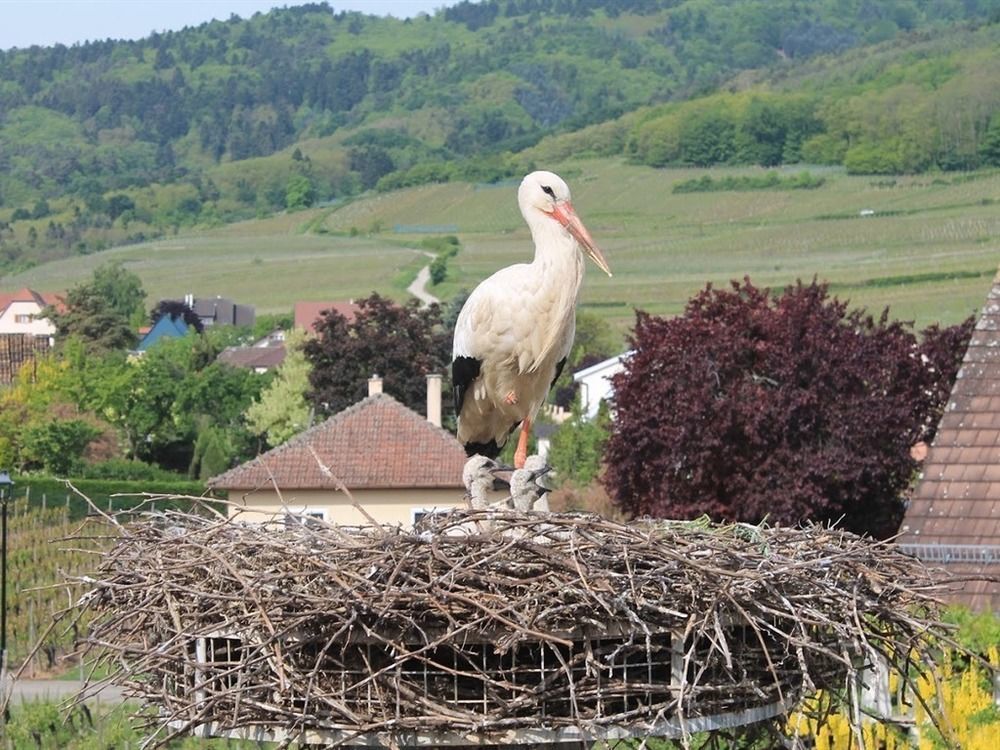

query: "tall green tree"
(47, 289), (137, 352)
(548, 399), (611, 488)
(245, 329), (312, 447)
(90, 261), (147, 322)
(46, 262), (146, 351)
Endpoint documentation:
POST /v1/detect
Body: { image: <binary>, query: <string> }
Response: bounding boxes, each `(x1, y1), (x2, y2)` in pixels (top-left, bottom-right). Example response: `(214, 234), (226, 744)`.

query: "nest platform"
(65, 505), (956, 748)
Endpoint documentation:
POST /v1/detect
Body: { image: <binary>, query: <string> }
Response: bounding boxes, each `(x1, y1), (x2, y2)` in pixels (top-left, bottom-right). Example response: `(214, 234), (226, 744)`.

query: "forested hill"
(1, 0), (999, 273)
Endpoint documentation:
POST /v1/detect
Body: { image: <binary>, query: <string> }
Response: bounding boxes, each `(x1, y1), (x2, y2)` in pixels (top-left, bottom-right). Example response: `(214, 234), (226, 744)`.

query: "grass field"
(2, 159), (998, 340)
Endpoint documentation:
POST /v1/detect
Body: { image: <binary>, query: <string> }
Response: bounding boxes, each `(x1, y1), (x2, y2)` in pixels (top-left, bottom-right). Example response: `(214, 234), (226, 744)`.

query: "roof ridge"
(208, 391), (465, 490)
(210, 393), (399, 485)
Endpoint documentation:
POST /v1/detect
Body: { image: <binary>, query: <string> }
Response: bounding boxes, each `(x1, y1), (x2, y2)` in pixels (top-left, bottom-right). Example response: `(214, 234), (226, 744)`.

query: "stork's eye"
(541, 185), (555, 198)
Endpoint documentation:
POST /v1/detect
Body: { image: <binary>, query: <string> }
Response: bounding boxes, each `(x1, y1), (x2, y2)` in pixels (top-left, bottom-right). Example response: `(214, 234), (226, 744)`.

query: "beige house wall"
(0, 301), (55, 336)
(225, 487), (467, 526)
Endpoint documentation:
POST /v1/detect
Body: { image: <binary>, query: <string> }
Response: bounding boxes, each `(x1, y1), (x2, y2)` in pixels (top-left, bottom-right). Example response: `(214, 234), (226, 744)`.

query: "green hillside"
(1, 1), (999, 276)
(5, 159), (996, 335)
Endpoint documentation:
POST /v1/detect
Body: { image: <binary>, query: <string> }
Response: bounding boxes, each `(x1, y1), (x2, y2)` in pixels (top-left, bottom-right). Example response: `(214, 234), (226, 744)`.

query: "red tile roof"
(0, 288), (62, 313)
(898, 272), (1000, 611)
(294, 301), (359, 334)
(209, 393), (465, 491)
(217, 345), (287, 370)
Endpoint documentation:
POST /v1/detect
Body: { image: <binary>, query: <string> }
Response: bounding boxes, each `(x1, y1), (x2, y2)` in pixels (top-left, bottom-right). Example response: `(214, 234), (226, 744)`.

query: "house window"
(412, 507), (451, 525)
(14, 314), (33, 324)
(284, 508), (327, 529)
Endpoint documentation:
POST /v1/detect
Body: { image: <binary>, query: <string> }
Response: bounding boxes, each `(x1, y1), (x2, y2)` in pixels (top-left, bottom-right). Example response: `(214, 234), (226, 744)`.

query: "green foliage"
(189, 424), (233, 480)
(285, 172), (316, 210)
(77, 457), (189, 481)
(673, 171), (825, 193)
(548, 400), (612, 488)
(245, 328), (312, 447)
(7, 475), (208, 519)
(47, 263), (143, 352)
(944, 607), (1000, 655)
(1, 0), (996, 272)
(90, 260), (147, 321)
(979, 113), (1000, 167)
(304, 292), (450, 417)
(6, 700), (260, 749)
(19, 419), (100, 475)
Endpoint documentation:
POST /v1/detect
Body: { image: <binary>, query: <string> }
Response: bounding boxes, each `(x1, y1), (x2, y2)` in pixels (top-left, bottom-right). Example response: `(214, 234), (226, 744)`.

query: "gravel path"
(6, 678), (125, 703)
(407, 251), (440, 307)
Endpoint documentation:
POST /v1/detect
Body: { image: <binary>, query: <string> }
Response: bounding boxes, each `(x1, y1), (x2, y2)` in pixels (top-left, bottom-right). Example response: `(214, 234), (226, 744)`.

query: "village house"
(898, 272), (1000, 612)
(136, 314), (190, 352)
(293, 300), (359, 334)
(0, 287), (61, 383)
(573, 351), (631, 419)
(209, 374), (468, 525)
(0, 287), (60, 338)
(182, 293), (255, 329)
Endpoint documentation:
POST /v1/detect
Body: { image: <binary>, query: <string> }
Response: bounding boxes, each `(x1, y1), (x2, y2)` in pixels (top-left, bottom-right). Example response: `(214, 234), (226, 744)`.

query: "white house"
(0, 287), (60, 338)
(573, 351), (632, 420)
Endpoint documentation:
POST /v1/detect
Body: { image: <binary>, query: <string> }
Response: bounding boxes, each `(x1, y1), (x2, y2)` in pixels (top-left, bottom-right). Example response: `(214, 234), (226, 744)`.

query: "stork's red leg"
(514, 417), (531, 469)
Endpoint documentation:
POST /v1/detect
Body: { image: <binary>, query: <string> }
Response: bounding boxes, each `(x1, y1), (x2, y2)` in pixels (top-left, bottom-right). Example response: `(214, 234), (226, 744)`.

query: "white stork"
(510, 455), (552, 512)
(452, 170), (611, 468)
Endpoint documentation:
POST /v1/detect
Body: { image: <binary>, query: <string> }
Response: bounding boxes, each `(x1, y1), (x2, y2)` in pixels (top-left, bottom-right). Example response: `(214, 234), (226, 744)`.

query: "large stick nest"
(62, 502), (965, 748)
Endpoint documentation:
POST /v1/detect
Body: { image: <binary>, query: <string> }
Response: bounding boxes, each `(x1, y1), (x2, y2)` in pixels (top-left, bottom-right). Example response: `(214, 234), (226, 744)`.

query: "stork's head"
(463, 454), (499, 508)
(510, 455), (552, 510)
(518, 170), (612, 277)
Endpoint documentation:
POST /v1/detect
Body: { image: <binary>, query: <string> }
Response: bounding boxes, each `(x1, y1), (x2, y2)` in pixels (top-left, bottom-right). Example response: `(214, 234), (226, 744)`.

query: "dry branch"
(55, 500), (970, 748)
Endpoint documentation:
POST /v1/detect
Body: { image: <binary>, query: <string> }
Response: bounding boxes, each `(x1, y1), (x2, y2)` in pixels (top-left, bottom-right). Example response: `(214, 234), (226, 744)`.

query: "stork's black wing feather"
(452, 355), (481, 415)
(550, 356), (567, 389)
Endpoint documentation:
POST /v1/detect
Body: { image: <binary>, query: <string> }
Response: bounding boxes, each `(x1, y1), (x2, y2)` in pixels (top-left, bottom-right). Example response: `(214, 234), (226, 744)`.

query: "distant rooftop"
(209, 392), (465, 491)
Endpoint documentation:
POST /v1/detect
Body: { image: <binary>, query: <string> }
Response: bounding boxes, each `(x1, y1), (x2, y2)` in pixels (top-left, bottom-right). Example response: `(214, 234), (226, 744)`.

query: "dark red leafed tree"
(304, 292), (450, 417)
(150, 299), (204, 333)
(603, 278), (973, 539)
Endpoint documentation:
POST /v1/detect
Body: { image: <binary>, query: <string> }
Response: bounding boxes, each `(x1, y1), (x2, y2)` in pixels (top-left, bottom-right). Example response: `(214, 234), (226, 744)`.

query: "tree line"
(2, 1), (999, 271)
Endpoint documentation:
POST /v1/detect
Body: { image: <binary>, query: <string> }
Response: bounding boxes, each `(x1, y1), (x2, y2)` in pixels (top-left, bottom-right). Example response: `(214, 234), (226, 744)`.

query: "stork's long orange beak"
(552, 201), (613, 277)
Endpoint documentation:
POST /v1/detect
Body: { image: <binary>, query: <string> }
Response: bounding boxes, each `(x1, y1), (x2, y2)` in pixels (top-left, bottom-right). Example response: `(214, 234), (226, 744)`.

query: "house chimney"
(426, 373), (442, 427)
(368, 374), (383, 396)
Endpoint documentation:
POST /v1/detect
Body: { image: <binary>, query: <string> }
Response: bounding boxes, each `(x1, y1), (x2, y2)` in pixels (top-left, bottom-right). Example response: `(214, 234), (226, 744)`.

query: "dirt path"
(5, 678), (125, 703)
(407, 251), (440, 307)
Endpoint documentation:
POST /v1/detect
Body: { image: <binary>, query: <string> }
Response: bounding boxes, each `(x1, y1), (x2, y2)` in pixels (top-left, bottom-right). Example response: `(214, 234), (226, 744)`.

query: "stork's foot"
(504, 390), (519, 405)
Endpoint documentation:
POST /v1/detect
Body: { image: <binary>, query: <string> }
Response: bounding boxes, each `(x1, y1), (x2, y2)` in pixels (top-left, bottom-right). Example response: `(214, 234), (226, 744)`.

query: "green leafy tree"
(91, 261), (147, 321)
(547, 400), (611, 488)
(46, 262), (145, 352)
(285, 172), (316, 210)
(19, 419), (100, 475)
(47, 289), (137, 352)
(981, 113), (1000, 167)
(189, 423), (233, 480)
(245, 329), (312, 447)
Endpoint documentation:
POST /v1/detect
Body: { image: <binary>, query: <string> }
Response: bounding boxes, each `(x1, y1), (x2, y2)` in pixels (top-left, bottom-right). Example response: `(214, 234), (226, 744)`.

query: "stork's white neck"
(526, 209), (585, 283)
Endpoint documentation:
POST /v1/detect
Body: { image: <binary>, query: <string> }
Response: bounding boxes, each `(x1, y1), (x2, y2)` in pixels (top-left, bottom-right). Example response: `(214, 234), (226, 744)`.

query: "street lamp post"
(0, 469), (12, 716)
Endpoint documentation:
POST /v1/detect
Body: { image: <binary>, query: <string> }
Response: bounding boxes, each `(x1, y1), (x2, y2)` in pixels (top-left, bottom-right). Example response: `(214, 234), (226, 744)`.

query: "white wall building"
(573, 351), (632, 420)
(0, 288), (59, 338)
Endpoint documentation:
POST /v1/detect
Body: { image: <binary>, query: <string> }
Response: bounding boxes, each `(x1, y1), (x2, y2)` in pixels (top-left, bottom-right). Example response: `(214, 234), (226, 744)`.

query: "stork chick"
(510, 455), (552, 512)
(452, 170), (611, 469)
(462, 455), (499, 510)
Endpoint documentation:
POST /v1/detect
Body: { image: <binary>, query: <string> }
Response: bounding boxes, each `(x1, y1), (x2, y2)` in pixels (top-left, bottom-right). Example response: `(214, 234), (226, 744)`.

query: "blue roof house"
(136, 315), (189, 352)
